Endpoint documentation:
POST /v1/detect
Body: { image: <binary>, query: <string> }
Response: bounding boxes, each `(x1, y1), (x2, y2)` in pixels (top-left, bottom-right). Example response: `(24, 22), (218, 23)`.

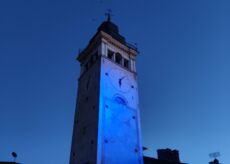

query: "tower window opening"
(107, 50), (114, 60)
(115, 53), (122, 65)
(124, 58), (130, 69)
(90, 56), (94, 65)
(82, 126), (87, 135)
(93, 51), (99, 61)
(94, 51), (98, 56)
(93, 55), (97, 61)
(85, 63), (89, 70)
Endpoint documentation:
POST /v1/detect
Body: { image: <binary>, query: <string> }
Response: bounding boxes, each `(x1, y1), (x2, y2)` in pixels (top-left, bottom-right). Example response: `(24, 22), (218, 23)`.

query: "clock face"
(109, 69), (131, 92)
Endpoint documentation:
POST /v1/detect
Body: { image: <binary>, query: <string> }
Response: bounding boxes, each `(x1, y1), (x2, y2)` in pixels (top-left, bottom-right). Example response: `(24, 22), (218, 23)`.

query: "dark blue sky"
(1, 0), (230, 163)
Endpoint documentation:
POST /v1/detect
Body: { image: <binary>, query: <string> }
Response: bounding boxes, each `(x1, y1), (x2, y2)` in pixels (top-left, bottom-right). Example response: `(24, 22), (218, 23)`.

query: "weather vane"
(105, 9), (113, 22)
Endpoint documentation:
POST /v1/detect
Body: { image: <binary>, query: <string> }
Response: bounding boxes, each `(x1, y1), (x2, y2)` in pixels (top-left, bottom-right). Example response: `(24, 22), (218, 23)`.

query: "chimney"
(157, 148), (180, 162)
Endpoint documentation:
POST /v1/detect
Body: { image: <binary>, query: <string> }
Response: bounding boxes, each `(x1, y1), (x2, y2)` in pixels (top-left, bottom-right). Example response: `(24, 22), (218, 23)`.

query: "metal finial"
(105, 9), (112, 22)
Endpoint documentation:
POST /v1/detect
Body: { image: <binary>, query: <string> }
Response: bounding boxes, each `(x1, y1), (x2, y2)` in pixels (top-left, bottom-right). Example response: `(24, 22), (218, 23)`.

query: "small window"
(82, 126), (87, 135)
(94, 51), (98, 56)
(90, 56), (94, 65)
(94, 51), (99, 60)
(124, 58), (129, 69)
(85, 63), (89, 70)
(115, 53), (122, 65)
(107, 50), (114, 60)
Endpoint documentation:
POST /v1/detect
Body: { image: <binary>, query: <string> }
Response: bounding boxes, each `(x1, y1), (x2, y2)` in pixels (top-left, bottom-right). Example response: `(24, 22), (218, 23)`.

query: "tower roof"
(77, 18), (138, 62)
(97, 19), (126, 44)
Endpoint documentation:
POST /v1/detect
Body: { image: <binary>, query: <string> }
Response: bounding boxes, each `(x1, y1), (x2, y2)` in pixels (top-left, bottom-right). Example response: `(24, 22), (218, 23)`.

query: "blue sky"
(0, 0), (230, 163)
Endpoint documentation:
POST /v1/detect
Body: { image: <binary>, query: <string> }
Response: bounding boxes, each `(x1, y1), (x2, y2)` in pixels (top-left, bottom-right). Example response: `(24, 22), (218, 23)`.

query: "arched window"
(123, 58), (130, 69)
(115, 53), (122, 65)
(107, 49), (114, 60)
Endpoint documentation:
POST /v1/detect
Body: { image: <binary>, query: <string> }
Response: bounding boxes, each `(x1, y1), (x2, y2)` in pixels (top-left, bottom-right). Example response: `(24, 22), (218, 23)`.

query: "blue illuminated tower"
(70, 16), (143, 164)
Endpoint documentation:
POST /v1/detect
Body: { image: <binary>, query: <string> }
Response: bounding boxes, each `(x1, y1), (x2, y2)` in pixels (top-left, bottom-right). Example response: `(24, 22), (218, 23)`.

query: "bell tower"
(70, 16), (143, 164)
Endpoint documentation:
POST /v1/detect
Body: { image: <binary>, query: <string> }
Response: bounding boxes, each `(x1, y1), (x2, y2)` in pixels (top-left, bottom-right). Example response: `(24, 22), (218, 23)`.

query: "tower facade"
(70, 18), (143, 164)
